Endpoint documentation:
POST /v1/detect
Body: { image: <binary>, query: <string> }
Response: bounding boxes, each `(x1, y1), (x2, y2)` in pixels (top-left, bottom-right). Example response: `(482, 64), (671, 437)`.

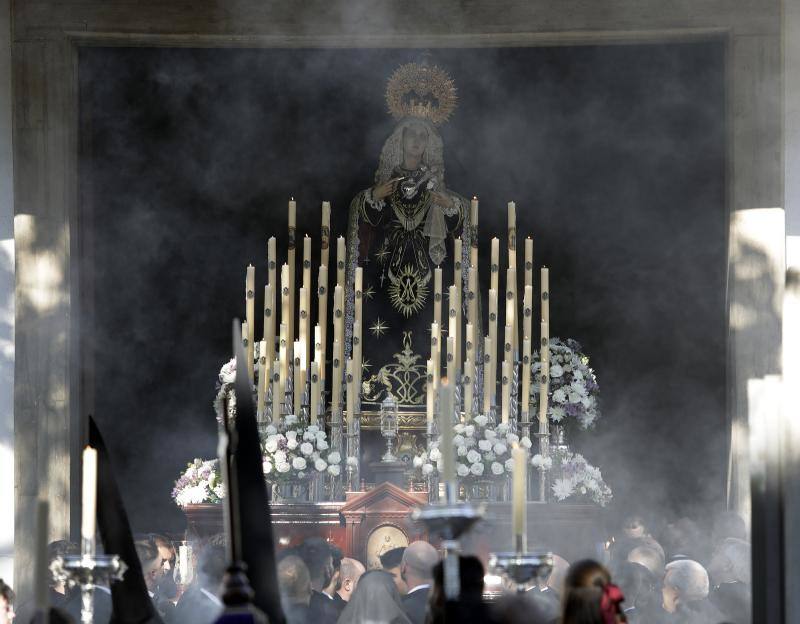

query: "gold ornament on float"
(386, 62), (458, 126)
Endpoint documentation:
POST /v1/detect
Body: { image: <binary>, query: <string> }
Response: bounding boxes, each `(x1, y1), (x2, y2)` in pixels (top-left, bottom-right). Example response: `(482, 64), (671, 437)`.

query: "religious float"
(173, 61), (612, 569)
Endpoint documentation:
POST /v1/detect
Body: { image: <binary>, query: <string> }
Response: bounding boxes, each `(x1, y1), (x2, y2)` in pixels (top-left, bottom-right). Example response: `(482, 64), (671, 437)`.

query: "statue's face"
(402, 123), (428, 161)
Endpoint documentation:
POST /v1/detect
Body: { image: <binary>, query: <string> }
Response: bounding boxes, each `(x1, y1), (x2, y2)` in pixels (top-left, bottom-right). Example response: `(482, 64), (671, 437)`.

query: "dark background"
(79, 43), (727, 536)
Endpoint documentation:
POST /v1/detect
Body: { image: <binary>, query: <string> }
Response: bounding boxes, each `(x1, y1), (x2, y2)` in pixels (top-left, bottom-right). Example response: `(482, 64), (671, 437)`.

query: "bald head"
(401, 541), (439, 590)
(338, 558), (366, 602)
(628, 546), (665, 579)
(278, 555), (312, 606)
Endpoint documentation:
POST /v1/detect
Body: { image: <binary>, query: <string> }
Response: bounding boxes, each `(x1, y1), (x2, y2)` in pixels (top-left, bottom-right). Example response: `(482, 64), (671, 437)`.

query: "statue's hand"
(372, 177), (402, 201)
(431, 191), (455, 211)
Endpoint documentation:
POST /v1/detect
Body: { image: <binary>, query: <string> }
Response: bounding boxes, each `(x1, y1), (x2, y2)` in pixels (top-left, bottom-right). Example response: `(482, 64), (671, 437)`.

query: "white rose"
(413, 455), (424, 468)
(265, 437), (279, 453)
(327, 451), (341, 464)
(292, 457), (307, 471)
(262, 460), (273, 474)
(491, 462), (504, 476)
(478, 439), (492, 452)
(303, 431), (316, 441)
(467, 450), (481, 464)
(315, 458), (328, 472)
(521, 436), (532, 449)
(429, 448), (442, 462)
(277, 462), (291, 473)
(457, 445), (468, 457)
(572, 369), (584, 381)
(470, 462), (485, 476)
(327, 464), (341, 476)
(550, 364), (564, 378)
(316, 430), (327, 440)
(300, 442), (314, 456)
(457, 464), (470, 477)
(274, 450), (287, 465)
(504, 458), (515, 472)
(219, 358), (237, 384)
(287, 438), (299, 450)
(265, 424), (277, 436)
(316, 439), (329, 451)
(307, 425), (319, 433)
(464, 425), (475, 438)
(506, 433), (519, 444)
(496, 423), (509, 435)
(473, 414), (488, 427)
(453, 434), (466, 447)
(552, 388), (567, 403)
(493, 443), (508, 456)
(286, 430), (298, 441)
(346, 456), (359, 467)
(531, 454), (545, 468)
(422, 463), (434, 475)
(454, 423), (465, 434)
(484, 430), (497, 441)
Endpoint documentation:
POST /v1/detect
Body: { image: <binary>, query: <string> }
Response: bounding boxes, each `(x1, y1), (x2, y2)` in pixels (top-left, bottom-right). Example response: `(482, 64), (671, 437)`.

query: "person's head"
(0, 579), (14, 624)
(661, 518), (703, 562)
(544, 554), (570, 595)
(430, 555), (485, 604)
(278, 555), (312, 607)
(324, 546), (343, 595)
(135, 537), (163, 592)
(712, 512), (748, 545)
(708, 538), (751, 586)
(150, 534), (176, 574)
(662, 559), (709, 613)
(379, 546), (407, 595)
(338, 569), (408, 624)
(376, 118), (444, 184)
(400, 541), (439, 590)
(627, 546), (665, 580)
(561, 559), (625, 624)
(197, 543), (227, 595)
(623, 515), (648, 539)
(614, 562), (655, 609)
(337, 558), (366, 602)
(47, 540), (79, 593)
(297, 538), (334, 592)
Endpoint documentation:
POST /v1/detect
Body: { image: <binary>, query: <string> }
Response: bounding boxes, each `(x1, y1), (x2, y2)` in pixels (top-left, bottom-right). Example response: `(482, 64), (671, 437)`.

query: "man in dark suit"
(173, 543), (226, 624)
(278, 555), (313, 624)
(335, 557), (365, 612)
(400, 541), (439, 624)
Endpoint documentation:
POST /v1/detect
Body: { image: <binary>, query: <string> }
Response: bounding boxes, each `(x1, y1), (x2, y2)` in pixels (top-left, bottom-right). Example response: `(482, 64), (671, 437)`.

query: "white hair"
(665, 559), (709, 602)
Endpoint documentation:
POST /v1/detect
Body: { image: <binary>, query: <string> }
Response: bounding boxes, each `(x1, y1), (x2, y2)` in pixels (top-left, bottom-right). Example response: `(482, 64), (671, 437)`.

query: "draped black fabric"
(89, 417), (164, 624)
(230, 328), (286, 624)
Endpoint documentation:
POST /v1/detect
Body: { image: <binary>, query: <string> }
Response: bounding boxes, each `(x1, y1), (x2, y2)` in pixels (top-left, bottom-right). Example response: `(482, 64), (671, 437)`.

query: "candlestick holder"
(345, 412), (361, 492)
(263, 385), (273, 424)
(488, 549), (553, 594)
(535, 418), (550, 502)
(426, 420), (440, 503)
(510, 356), (520, 423)
(380, 393), (399, 462)
(412, 482), (484, 600)
(51, 553), (127, 624)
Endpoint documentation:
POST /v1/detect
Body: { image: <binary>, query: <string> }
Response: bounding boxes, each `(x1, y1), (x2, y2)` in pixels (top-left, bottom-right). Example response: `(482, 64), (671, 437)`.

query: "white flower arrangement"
(172, 459), (225, 507)
(413, 420), (532, 481)
(530, 338), (601, 429)
(262, 422), (341, 482)
(550, 452), (612, 507)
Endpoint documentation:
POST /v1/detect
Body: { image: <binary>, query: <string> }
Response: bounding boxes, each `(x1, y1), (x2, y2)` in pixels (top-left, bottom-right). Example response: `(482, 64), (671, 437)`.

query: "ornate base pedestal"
(369, 461), (407, 489)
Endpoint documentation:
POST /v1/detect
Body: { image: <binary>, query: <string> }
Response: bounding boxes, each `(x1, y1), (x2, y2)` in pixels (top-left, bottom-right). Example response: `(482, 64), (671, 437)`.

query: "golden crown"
(385, 62), (458, 126)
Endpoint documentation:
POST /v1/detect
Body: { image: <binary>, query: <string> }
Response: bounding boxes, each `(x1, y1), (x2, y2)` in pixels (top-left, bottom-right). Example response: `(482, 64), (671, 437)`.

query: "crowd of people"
(0, 510), (752, 624)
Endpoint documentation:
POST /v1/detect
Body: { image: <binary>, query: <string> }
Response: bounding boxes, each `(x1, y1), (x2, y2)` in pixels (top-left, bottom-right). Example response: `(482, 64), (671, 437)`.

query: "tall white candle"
(264, 283), (275, 369)
(280, 264), (292, 367)
(310, 361), (321, 421)
(507, 201), (517, 269)
(267, 236), (277, 316)
(521, 338), (531, 417)
(483, 335), (493, 416)
(352, 320), (362, 403)
(278, 323), (288, 413)
(321, 201), (331, 269)
(468, 265), (478, 328)
(346, 358), (356, 435)
(318, 265), (328, 383)
(299, 286), (309, 378)
(336, 236), (346, 288)
(241, 321), (251, 381)
(446, 335), (456, 381)
(463, 360), (474, 419)
(81, 446), (98, 547)
(470, 196), (479, 233)
(539, 321), (550, 424)
(501, 361), (511, 424)
(465, 322), (475, 369)
(439, 380), (456, 485)
(434, 268), (443, 331)
(302, 235), (312, 363)
(245, 265), (255, 381)
(523, 286), (533, 343)
(512, 443), (528, 551)
(354, 267), (364, 378)
(331, 338), (342, 415)
(287, 200), (296, 367)
(430, 321), (440, 389)
(541, 267), (550, 324)
(524, 237), (533, 289)
(488, 288), (498, 409)
(447, 285), (458, 380)
(333, 285), (344, 411)
(506, 266), (517, 355)
(257, 339), (267, 419)
(426, 359), (435, 425)
(504, 323), (514, 372)
(272, 361), (281, 420)
(294, 340), (305, 417)
(490, 237), (500, 294)
(454, 239), (462, 370)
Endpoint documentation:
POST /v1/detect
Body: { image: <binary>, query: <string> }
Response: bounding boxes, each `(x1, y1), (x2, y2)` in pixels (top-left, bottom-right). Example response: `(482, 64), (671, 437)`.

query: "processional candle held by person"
(81, 446), (98, 554)
(512, 443), (528, 552)
(245, 265), (255, 381)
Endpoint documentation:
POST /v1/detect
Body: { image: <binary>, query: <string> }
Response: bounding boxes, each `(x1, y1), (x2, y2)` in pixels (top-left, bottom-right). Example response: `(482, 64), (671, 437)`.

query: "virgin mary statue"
(346, 62), (471, 410)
